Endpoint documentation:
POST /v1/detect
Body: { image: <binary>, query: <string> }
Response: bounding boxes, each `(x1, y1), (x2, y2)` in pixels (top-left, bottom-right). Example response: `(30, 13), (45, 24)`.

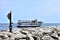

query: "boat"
(17, 19), (43, 28)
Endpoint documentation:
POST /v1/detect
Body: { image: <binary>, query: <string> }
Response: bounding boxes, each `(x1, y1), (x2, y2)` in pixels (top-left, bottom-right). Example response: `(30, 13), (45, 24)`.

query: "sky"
(0, 0), (60, 23)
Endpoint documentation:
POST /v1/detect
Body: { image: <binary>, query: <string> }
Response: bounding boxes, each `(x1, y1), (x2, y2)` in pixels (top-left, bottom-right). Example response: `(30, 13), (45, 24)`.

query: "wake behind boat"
(17, 19), (43, 28)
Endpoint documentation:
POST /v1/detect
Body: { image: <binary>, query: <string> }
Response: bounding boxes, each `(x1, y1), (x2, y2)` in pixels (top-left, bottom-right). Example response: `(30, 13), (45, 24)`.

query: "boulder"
(42, 34), (55, 40)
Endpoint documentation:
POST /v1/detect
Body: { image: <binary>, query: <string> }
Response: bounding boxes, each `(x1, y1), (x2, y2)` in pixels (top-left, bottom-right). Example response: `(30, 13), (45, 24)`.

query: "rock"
(54, 27), (60, 36)
(42, 34), (55, 40)
(0, 38), (2, 40)
(27, 33), (34, 40)
(0, 27), (60, 40)
(58, 36), (60, 40)
(50, 30), (58, 39)
(0, 34), (8, 40)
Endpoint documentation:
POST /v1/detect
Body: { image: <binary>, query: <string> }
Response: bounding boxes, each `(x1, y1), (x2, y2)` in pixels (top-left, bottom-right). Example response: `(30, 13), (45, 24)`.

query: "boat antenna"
(7, 11), (12, 33)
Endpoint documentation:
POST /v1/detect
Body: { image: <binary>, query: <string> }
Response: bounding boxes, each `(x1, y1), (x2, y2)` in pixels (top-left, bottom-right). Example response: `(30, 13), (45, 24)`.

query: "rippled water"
(0, 23), (60, 30)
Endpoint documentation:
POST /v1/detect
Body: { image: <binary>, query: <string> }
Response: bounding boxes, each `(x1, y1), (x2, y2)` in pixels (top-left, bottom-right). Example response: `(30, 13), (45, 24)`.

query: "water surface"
(0, 23), (60, 30)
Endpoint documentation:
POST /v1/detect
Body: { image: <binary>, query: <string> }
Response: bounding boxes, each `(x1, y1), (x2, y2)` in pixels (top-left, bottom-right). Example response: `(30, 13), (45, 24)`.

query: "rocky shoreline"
(0, 26), (60, 40)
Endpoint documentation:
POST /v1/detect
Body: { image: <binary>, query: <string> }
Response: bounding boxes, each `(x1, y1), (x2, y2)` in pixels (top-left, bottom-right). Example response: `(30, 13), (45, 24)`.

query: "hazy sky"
(0, 0), (60, 23)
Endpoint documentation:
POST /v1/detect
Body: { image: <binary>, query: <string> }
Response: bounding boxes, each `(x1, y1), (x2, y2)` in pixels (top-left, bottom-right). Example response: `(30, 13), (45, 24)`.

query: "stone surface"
(0, 27), (60, 40)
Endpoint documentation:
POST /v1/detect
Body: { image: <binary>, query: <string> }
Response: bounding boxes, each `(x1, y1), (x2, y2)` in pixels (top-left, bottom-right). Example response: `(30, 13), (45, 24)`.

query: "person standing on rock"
(7, 11), (12, 33)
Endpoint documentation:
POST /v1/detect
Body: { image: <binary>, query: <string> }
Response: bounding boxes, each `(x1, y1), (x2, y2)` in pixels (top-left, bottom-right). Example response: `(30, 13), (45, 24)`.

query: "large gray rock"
(42, 34), (55, 40)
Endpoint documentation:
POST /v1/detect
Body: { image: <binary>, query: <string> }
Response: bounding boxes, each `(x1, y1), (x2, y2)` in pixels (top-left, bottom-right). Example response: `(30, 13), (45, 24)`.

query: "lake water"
(0, 23), (60, 30)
